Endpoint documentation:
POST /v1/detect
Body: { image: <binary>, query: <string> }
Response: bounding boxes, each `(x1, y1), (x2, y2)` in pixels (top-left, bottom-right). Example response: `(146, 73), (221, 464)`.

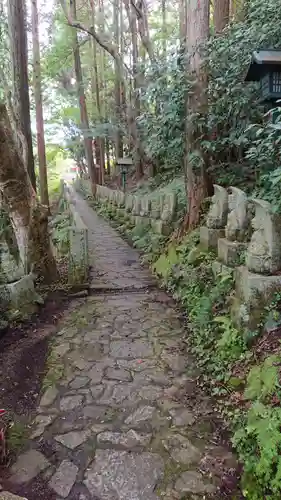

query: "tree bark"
(0, 104), (57, 283)
(179, 0), (186, 45)
(230, 0), (248, 20)
(130, 0), (155, 64)
(31, 0), (49, 208)
(184, 0), (212, 231)
(120, 2), (128, 143)
(114, 0), (123, 159)
(162, 0), (167, 59)
(88, 0), (105, 183)
(89, 35), (103, 178)
(214, 0), (229, 33)
(105, 138), (111, 175)
(98, 0), (106, 184)
(123, 0), (144, 178)
(70, 0), (96, 192)
(8, 0), (36, 191)
(131, 3), (143, 178)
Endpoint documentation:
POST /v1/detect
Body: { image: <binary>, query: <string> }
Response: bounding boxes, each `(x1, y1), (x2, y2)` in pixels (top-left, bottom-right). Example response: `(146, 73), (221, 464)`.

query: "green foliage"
(246, 109), (281, 211)
(154, 234), (246, 382)
(204, 0), (281, 187)
(153, 246), (179, 279)
(0, 5), (10, 100)
(215, 316), (246, 364)
(139, 56), (190, 175)
(233, 402), (281, 499)
(47, 148), (71, 198)
(51, 204), (70, 256)
(244, 355), (279, 402)
(7, 419), (28, 454)
(138, 0), (281, 188)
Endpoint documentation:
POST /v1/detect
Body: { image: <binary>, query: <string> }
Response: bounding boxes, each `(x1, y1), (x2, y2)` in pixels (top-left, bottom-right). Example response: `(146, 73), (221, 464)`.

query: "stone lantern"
(116, 157), (133, 191)
(245, 49), (281, 105)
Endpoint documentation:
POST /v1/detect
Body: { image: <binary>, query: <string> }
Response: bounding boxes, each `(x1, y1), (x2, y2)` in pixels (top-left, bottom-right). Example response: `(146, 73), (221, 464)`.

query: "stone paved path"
(4, 190), (237, 500)
(69, 186), (153, 289)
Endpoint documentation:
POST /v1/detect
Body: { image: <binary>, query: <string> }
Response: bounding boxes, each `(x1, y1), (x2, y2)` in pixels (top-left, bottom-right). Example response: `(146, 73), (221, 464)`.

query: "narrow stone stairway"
(2, 189), (237, 500)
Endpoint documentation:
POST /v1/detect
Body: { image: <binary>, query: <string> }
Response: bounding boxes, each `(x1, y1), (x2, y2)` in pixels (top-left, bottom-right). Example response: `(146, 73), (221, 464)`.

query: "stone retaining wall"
(61, 181), (89, 283)
(93, 183), (178, 237)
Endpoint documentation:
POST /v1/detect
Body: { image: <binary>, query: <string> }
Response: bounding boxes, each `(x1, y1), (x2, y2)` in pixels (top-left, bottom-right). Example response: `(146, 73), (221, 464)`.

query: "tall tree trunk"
(120, 1), (127, 136)
(179, 0), (187, 51)
(131, 3), (140, 117)
(162, 0), (167, 58)
(89, 0), (104, 184)
(131, 0), (155, 64)
(31, 0), (49, 208)
(124, 0), (143, 178)
(105, 138), (111, 175)
(230, 0), (248, 20)
(214, 0), (229, 33)
(114, 0), (123, 159)
(90, 37), (102, 172)
(70, 0), (96, 192)
(184, 0), (212, 231)
(98, 0), (106, 184)
(132, 4), (143, 178)
(8, 0), (36, 190)
(0, 104), (57, 282)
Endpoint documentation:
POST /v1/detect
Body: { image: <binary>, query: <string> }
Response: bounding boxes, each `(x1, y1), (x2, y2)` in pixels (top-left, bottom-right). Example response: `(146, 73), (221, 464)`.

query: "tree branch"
(129, 0), (155, 63)
(59, 0), (117, 60)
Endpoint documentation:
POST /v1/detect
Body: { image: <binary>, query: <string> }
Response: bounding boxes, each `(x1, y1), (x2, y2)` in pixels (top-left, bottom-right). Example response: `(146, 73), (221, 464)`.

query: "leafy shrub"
(233, 400), (281, 498)
(51, 207), (70, 255)
(204, 0), (281, 187)
(139, 57), (188, 175)
(139, 0), (281, 191)
(244, 355), (280, 402)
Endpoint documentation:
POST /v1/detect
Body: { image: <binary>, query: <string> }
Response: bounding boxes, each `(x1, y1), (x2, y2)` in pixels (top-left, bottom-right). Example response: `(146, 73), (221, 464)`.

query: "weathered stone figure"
(200, 185), (228, 250)
(125, 194), (134, 212)
(217, 187), (252, 267)
(206, 185), (228, 229)
(132, 196), (142, 216)
(140, 197), (151, 217)
(226, 187), (251, 242)
(150, 195), (162, 220)
(161, 192), (177, 223)
(246, 199), (281, 274)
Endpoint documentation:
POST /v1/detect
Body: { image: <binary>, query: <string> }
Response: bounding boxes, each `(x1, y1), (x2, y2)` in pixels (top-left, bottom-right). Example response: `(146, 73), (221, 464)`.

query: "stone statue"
(140, 197), (151, 217)
(206, 185), (228, 229)
(161, 193), (177, 222)
(246, 199), (281, 274)
(225, 187), (251, 242)
(132, 196), (142, 216)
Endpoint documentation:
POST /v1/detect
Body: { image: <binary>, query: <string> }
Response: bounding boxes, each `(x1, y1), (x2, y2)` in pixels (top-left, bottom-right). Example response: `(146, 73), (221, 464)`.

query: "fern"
(245, 355), (279, 401)
(153, 245), (179, 280)
(234, 402), (281, 499)
(244, 365), (262, 400)
(153, 254), (171, 279)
